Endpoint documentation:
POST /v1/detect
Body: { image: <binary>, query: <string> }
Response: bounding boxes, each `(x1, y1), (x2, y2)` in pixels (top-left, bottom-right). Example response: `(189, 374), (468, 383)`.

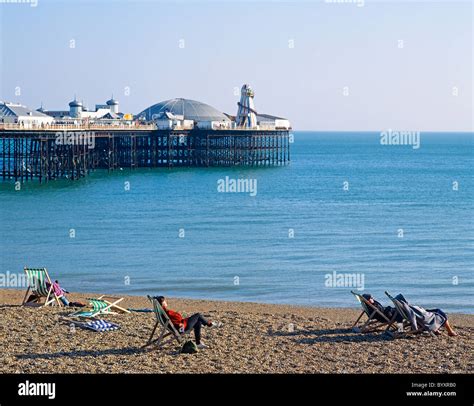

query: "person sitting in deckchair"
(25, 280), (69, 305)
(155, 296), (219, 349)
(424, 309), (457, 336)
(46, 280), (70, 307)
(393, 294), (457, 337)
(362, 293), (401, 323)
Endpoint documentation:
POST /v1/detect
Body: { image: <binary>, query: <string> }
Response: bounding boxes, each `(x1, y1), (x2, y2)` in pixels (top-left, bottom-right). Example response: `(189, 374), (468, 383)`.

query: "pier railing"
(0, 122), (290, 132)
(0, 123), (157, 131)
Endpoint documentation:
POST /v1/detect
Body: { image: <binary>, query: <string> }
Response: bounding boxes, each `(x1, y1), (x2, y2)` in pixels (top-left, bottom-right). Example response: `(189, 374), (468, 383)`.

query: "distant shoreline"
(2, 287), (473, 317)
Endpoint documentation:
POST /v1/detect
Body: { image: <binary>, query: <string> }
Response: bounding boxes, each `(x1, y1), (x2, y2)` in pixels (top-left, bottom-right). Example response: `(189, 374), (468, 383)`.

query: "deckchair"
(143, 295), (190, 349)
(351, 291), (396, 333)
(22, 267), (64, 307)
(384, 291), (436, 338)
(69, 295), (130, 318)
(65, 319), (120, 332)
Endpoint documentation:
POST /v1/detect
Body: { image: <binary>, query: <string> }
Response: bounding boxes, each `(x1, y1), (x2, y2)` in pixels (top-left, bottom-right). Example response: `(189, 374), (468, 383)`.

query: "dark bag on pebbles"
(180, 340), (198, 354)
(69, 301), (86, 308)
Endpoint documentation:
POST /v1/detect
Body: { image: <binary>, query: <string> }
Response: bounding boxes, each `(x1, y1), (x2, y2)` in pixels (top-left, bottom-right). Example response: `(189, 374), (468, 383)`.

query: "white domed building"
(137, 87), (290, 131)
(137, 98), (232, 130)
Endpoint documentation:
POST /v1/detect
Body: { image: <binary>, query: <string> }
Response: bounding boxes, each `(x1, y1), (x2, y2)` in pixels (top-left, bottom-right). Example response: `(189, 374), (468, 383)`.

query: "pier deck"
(0, 124), (290, 183)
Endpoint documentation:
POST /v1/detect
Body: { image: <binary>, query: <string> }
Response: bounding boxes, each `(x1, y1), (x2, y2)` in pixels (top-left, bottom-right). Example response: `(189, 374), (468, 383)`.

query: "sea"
(0, 132), (472, 313)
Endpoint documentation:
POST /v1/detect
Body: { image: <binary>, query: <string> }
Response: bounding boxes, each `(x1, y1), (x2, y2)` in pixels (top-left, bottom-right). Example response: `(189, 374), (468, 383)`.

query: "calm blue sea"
(0, 132), (473, 313)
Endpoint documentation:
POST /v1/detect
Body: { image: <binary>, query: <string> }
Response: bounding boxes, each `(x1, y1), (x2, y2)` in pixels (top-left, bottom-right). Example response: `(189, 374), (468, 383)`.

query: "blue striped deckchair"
(384, 291), (436, 338)
(67, 319), (120, 332)
(69, 295), (130, 318)
(142, 295), (190, 349)
(22, 267), (64, 307)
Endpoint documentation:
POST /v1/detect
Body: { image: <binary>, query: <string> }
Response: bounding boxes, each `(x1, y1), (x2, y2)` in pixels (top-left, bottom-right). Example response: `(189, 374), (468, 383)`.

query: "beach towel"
(395, 294), (447, 332)
(79, 320), (120, 332)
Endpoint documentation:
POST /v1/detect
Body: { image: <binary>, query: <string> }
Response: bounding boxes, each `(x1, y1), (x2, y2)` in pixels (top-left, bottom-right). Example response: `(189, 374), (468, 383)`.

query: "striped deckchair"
(143, 295), (190, 349)
(351, 291), (396, 333)
(66, 319), (120, 332)
(69, 295), (130, 318)
(384, 291), (436, 338)
(22, 267), (64, 307)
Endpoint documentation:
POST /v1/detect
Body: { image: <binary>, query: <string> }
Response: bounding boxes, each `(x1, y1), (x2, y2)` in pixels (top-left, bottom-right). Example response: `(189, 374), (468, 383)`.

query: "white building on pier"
(0, 101), (54, 126)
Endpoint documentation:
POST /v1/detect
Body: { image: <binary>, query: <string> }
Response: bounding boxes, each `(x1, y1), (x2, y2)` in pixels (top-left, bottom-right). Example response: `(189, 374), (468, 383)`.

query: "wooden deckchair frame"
(143, 295), (190, 349)
(69, 295), (130, 318)
(22, 267), (64, 307)
(384, 291), (436, 338)
(95, 295), (130, 314)
(351, 291), (396, 333)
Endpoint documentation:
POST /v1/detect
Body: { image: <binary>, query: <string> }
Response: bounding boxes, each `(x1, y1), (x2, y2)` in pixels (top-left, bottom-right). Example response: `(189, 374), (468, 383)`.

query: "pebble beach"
(0, 289), (472, 374)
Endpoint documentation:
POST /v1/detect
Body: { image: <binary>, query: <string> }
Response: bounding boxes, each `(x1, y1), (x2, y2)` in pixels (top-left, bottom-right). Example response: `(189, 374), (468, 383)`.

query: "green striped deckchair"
(351, 291), (396, 333)
(69, 295), (130, 318)
(143, 295), (190, 349)
(22, 267), (64, 307)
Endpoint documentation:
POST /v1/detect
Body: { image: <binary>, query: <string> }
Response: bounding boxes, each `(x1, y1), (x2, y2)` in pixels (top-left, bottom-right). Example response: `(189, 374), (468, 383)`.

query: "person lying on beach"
(155, 296), (219, 349)
(394, 294), (457, 337)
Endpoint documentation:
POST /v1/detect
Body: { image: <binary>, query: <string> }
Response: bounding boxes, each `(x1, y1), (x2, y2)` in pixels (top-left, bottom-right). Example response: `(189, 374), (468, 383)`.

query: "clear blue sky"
(0, 0), (472, 131)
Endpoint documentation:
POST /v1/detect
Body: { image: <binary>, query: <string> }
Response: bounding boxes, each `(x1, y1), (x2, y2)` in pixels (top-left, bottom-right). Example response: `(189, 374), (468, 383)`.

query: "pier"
(0, 124), (290, 183)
